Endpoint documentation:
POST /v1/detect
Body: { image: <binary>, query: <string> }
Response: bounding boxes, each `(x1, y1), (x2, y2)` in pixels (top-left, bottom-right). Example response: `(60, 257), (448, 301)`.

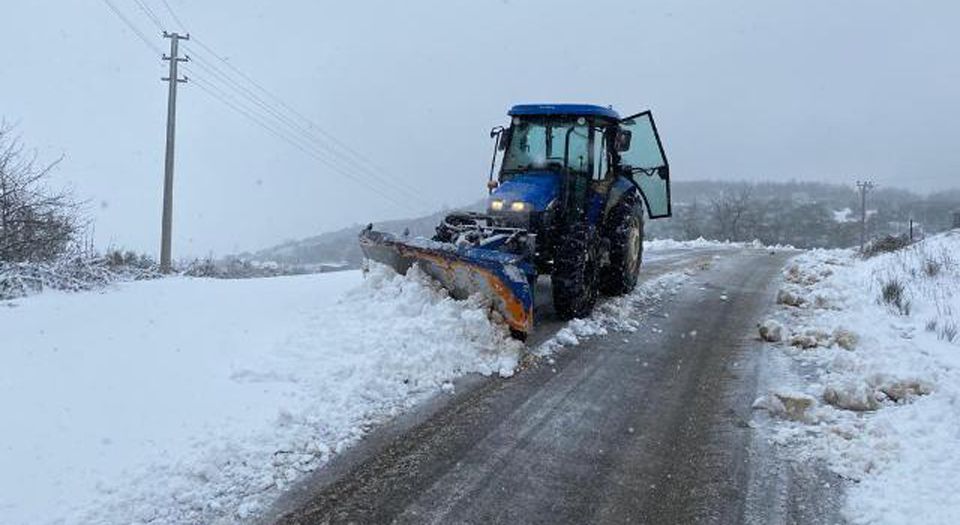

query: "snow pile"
(536, 271), (689, 354)
(645, 237), (796, 251)
(0, 265), (521, 525)
(755, 231), (960, 524)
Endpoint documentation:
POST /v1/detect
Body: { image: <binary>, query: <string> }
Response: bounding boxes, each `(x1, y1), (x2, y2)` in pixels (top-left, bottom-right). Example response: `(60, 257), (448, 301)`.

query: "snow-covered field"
(0, 266), (521, 524)
(754, 231), (960, 524)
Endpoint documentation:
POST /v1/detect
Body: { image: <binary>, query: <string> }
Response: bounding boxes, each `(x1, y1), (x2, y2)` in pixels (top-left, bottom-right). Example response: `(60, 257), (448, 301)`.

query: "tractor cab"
(488, 104), (671, 222)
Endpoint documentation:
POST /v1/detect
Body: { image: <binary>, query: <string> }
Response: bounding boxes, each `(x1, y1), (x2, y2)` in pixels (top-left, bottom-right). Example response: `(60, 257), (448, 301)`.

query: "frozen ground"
(753, 231), (960, 524)
(0, 266), (521, 524)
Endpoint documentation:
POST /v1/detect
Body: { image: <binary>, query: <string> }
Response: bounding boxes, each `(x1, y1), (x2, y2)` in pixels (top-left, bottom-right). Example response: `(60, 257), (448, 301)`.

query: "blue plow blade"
(358, 229), (535, 338)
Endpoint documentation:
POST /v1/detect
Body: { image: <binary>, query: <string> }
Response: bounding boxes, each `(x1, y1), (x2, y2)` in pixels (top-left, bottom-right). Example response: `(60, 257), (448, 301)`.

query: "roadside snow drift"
(0, 265), (521, 524)
(755, 231), (960, 524)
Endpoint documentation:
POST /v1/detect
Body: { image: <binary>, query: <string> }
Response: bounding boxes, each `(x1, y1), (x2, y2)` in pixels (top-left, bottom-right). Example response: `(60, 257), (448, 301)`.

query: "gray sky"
(2, 0), (958, 256)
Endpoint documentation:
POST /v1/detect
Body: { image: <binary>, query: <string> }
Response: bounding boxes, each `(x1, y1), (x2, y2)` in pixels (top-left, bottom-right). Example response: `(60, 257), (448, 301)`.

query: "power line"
(158, 0), (188, 31)
(183, 61), (421, 207)
(187, 75), (417, 212)
(131, 0), (164, 31)
(144, 0), (424, 203)
(188, 36), (414, 196)
(183, 47), (423, 202)
(99, 0), (422, 214)
(100, 0), (163, 54)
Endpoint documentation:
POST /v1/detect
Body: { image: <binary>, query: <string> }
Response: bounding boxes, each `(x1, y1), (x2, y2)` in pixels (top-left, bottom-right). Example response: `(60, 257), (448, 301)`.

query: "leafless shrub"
(941, 322), (958, 343)
(880, 278), (911, 315)
(105, 249), (155, 270)
(922, 258), (942, 278)
(0, 123), (83, 262)
(862, 234), (912, 258)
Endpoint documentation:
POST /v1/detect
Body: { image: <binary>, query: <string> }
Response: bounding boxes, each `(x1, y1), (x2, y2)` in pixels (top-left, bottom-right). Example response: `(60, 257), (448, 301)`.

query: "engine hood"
(489, 171), (560, 212)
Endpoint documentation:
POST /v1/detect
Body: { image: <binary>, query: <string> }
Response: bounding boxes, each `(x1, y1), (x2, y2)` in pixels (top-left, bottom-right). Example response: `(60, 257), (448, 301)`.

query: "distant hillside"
(244, 180), (960, 268)
(242, 203), (483, 268)
(648, 180), (960, 248)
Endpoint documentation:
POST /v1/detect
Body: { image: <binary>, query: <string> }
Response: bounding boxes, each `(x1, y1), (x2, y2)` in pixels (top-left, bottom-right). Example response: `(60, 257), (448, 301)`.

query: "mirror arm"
(561, 126), (578, 216)
(488, 127), (504, 193)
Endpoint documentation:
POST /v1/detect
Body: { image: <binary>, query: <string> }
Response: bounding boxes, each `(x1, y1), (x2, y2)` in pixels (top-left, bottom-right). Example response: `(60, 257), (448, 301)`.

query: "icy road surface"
(270, 247), (843, 524)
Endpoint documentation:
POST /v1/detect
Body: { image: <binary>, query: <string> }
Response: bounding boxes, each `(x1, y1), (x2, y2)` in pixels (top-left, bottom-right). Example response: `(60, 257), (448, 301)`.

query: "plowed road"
(264, 248), (844, 525)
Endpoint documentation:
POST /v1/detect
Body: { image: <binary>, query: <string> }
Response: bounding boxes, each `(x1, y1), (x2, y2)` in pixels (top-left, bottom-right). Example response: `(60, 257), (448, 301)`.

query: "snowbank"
(645, 237), (796, 251)
(0, 265), (521, 524)
(755, 231), (960, 524)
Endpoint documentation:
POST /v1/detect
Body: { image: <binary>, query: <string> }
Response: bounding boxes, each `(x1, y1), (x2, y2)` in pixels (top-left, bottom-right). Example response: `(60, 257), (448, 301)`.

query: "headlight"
(510, 201), (528, 212)
(490, 199), (504, 211)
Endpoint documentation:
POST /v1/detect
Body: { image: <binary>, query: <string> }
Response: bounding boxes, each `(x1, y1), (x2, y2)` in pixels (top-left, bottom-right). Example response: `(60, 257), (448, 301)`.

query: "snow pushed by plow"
(755, 231), (960, 524)
(0, 266), (521, 525)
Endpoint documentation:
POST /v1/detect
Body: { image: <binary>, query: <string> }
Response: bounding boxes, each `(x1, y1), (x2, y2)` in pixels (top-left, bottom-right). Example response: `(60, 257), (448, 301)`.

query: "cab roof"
(508, 104), (620, 120)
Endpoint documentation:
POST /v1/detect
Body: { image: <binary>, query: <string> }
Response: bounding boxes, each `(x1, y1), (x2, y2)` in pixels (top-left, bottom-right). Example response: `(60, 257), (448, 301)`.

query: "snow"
(536, 271), (689, 355)
(0, 265), (521, 524)
(645, 237), (796, 251)
(833, 207), (856, 223)
(755, 231), (960, 524)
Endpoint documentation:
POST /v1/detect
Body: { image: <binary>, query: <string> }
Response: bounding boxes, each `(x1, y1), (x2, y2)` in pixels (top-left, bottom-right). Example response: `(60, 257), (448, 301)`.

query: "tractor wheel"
(552, 224), (599, 320)
(600, 197), (644, 296)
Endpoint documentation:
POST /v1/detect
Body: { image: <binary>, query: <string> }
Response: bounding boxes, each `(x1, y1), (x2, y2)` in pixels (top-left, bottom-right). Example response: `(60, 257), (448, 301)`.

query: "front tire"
(600, 197), (644, 296)
(552, 224), (599, 320)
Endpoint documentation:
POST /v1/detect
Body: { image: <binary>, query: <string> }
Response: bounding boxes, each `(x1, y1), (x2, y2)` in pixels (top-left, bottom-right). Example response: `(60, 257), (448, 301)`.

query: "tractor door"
(618, 111), (671, 219)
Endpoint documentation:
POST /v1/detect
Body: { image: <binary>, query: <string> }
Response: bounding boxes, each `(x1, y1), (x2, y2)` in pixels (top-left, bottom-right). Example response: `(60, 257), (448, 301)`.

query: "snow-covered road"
(270, 247), (835, 524)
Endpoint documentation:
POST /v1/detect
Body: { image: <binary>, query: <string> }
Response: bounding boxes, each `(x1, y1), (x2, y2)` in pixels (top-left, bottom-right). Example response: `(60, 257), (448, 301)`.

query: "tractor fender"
(602, 177), (644, 227)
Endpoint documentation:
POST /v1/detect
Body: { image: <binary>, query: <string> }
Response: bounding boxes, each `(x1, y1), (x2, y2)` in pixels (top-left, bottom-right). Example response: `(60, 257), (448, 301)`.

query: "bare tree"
(709, 186), (753, 241)
(681, 198), (704, 240)
(0, 123), (81, 262)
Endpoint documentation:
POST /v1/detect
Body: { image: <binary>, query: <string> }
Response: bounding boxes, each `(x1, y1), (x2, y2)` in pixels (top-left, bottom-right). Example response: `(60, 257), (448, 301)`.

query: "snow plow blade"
(359, 229), (534, 337)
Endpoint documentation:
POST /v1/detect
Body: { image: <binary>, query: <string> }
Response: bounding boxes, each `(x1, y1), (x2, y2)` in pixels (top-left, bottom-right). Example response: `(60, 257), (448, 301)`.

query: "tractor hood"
(490, 171), (560, 212)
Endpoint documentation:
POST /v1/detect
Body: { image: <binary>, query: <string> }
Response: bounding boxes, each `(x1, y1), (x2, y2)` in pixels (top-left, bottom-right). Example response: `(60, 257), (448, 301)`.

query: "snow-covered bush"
(862, 234), (912, 258)
(0, 256), (161, 301)
(182, 256), (316, 279)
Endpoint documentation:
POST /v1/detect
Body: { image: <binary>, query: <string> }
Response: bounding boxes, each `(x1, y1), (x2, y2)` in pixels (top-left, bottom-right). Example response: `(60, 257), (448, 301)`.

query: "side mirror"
(498, 128), (512, 151)
(615, 129), (632, 152)
(657, 165), (669, 180)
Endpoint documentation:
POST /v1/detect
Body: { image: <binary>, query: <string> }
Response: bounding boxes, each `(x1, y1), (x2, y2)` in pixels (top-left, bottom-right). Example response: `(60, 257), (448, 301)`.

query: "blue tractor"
(360, 104), (671, 339)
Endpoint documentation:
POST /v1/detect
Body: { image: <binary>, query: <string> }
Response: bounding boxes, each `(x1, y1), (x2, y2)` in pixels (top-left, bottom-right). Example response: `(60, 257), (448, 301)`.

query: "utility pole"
(160, 32), (189, 273)
(857, 180), (875, 252)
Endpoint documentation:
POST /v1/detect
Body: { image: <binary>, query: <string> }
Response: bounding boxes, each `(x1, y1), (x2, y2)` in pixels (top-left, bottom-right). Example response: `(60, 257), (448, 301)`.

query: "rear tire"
(600, 196), (644, 296)
(552, 224), (599, 320)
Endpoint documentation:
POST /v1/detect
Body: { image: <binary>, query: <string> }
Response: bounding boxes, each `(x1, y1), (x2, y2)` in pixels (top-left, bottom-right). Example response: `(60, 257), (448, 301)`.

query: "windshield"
(501, 118), (590, 174)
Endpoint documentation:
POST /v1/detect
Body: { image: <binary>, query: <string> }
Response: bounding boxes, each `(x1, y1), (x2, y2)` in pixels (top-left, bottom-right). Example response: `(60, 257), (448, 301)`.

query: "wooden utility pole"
(857, 180), (875, 252)
(160, 32), (189, 273)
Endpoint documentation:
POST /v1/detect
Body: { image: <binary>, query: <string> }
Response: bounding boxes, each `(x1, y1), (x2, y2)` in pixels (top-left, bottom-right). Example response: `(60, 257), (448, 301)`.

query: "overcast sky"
(2, 0), (958, 257)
